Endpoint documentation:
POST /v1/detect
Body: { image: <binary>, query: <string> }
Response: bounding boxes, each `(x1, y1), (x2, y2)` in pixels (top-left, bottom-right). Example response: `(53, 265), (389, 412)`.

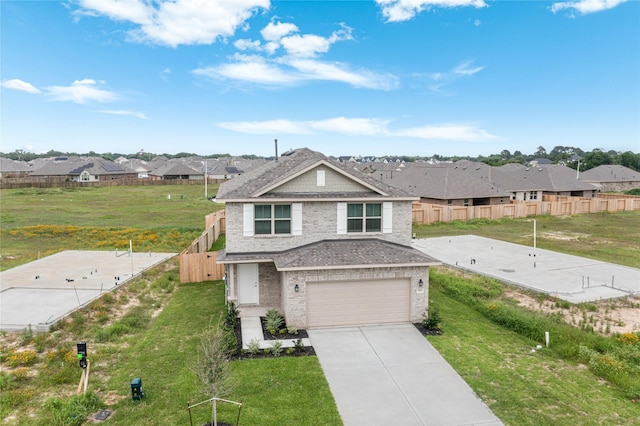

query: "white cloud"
(216, 116), (497, 141)
(1, 79), (41, 94)
(45, 79), (119, 104)
(217, 119), (312, 134)
(551, 0), (628, 14)
(99, 109), (147, 119)
(193, 54), (303, 86)
(234, 39), (262, 51)
(394, 123), (497, 141)
(453, 61), (485, 76)
(195, 22), (394, 90)
(261, 21), (298, 42)
(424, 60), (484, 92)
(75, 0), (270, 47)
(376, 0), (488, 23)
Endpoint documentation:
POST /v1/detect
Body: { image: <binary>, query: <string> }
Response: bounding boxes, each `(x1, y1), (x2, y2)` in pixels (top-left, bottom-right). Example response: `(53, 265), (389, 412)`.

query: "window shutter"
(292, 203), (302, 235)
(383, 202), (392, 233)
(337, 202), (347, 234)
(243, 204), (254, 237)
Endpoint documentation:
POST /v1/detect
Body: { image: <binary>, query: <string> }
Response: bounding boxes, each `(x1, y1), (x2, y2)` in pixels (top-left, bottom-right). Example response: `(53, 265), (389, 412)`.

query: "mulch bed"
(413, 322), (443, 336)
(229, 317), (316, 361)
(259, 317), (309, 340)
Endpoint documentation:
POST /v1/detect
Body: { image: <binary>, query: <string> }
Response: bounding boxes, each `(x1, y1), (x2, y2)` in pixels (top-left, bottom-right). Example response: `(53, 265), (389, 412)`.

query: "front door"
(237, 264), (259, 304)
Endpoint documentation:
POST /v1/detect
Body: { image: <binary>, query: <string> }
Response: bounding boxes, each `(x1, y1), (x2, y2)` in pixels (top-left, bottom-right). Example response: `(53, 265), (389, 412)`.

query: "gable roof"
(149, 163), (201, 177)
(216, 147), (415, 201)
(579, 165), (640, 183)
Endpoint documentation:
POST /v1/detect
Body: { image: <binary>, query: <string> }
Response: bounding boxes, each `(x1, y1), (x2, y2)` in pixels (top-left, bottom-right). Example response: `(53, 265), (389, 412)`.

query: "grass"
(413, 211), (640, 268)
(0, 269), (339, 425)
(427, 270), (640, 425)
(0, 185), (223, 270)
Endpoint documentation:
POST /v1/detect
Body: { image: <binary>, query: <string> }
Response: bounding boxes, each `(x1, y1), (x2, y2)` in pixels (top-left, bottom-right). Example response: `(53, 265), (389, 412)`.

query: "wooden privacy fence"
(179, 210), (226, 283)
(412, 195), (640, 225)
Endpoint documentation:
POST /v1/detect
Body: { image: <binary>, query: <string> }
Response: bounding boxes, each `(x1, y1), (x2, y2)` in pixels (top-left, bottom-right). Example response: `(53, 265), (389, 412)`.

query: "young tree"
(191, 324), (237, 426)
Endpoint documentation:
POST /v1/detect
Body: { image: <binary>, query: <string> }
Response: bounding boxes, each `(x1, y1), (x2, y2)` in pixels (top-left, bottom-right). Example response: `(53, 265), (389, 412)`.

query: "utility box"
(131, 378), (144, 401)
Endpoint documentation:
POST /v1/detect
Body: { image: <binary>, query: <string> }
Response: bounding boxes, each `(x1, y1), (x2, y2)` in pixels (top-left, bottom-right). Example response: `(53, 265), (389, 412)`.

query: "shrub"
(265, 309), (284, 335)
(225, 302), (239, 329)
(422, 307), (441, 330)
(294, 338), (304, 352)
(270, 340), (283, 357)
(246, 339), (260, 355)
(287, 325), (298, 335)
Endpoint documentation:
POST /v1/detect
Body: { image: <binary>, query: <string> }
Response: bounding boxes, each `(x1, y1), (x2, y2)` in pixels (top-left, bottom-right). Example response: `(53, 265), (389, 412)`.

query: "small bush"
(422, 307), (441, 330)
(287, 325), (298, 335)
(246, 339), (260, 355)
(270, 340), (283, 357)
(225, 302), (239, 329)
(265, 309), (284, 335)
(616, 332), (640, 346)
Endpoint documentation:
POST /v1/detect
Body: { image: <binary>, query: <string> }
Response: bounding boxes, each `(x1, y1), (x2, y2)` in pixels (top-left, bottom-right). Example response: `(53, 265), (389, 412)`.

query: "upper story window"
(347, 203), (381, 233)
(255, 204), (291, 234)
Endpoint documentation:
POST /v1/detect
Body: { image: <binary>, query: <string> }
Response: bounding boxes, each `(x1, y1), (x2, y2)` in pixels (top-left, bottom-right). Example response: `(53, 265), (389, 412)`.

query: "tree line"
(2, 146), (639, 172)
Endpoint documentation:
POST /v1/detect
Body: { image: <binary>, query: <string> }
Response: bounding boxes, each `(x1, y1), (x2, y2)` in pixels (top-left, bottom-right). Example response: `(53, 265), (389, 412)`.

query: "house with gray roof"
(148, 163), (202, 180)
(492, 164), (598, 201)
(215, 148), (439, 329)
(363, 160), (511, 206)
(30, 157), (136, 181)
(0, 158), (32, 178)
(579, 165), (640, 192)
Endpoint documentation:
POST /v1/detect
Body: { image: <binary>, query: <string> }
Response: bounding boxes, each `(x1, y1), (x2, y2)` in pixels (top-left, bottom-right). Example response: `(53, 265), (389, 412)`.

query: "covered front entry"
(306, 279), (411, 327)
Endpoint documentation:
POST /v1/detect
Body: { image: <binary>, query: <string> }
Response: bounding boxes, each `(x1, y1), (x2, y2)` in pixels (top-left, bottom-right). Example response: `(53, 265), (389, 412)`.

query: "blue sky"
(1, 0), (639, 158)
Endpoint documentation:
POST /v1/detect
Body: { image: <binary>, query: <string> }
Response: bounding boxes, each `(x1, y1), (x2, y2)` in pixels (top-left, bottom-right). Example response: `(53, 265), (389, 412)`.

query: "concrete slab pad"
(310, 324), (503, 426)
(0, 250), (175, 331)
(412, 235), (640, 303)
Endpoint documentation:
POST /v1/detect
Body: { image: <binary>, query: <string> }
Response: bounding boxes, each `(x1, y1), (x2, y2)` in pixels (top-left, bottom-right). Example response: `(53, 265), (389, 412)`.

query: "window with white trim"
(529, 191), (538, 200)
(347, 203), (382, 233)
(254, 204), (291, 234)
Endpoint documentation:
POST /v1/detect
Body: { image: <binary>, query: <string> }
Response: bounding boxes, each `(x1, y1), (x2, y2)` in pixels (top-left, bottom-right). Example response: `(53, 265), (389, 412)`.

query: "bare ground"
(505, 289), (640, 335)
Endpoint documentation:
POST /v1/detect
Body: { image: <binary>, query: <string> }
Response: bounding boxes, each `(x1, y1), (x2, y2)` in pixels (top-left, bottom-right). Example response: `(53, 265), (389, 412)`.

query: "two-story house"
(216, 148), (439, 329)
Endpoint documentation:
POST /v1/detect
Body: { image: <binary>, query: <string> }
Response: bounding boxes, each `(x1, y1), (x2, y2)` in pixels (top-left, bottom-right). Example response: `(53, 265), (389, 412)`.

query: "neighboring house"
(579, 165), (640, 192)
(216, 148), (439, 329)
(30, 157), (136, 181)
(0, 158), (32, 178)
(208, 165), (244, 179)
(492, 164), (598, 200)
(366, 161), (511, 206)
(148, 163), (202, 180)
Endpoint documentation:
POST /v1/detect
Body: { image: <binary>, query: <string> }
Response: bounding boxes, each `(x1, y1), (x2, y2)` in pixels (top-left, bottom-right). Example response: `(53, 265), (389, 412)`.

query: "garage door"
(307, 279), (411, 327)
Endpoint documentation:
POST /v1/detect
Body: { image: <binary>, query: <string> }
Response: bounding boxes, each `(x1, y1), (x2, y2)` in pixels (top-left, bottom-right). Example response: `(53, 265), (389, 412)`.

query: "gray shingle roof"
(369, 161), (512, 199)
(218, 238), (440, 270)
(579, 165), (640, 183)
(492, 164), (597, 192)
(30, 157), (134, 176)
(216, 147), (415, 200)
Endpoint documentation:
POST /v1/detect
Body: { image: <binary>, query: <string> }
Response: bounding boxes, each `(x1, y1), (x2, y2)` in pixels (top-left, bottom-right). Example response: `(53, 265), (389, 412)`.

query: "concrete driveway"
(309, 324), (502, 426)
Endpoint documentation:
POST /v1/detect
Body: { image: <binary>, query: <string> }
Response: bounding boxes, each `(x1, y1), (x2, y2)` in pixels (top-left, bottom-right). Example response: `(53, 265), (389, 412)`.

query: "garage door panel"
(307, 279), (410, 327)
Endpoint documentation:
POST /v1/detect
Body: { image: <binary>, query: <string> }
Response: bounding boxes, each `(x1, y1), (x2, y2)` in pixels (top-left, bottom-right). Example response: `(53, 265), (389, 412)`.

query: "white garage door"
(307, 279), (411, 328)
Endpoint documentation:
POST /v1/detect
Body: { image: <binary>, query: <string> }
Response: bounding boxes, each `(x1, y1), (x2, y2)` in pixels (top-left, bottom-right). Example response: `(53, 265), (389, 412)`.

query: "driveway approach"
(309, 324), (502, 426)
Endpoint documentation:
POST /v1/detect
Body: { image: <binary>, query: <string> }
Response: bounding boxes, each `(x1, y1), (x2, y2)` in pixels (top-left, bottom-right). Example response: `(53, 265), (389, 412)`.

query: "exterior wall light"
(294, 284), (299, 292)
(418, 279), (424, 287)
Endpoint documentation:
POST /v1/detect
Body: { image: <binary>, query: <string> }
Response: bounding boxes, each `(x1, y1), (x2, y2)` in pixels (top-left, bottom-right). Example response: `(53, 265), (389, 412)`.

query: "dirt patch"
(539, 231), (590, 241)
(505, 289), (640, 334)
